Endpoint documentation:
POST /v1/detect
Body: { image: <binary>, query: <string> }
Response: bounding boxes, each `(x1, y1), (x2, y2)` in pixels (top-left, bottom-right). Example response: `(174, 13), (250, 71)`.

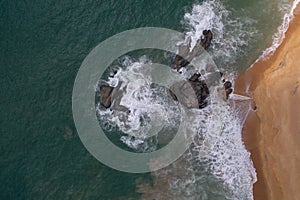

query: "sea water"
(1, 0), (298, 199)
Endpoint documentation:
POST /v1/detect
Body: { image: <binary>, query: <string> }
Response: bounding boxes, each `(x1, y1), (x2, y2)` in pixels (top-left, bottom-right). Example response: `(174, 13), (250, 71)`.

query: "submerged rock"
(170, 81), (199, 108)
(178, 36), (191, 58)
(205, 72), (222, 87)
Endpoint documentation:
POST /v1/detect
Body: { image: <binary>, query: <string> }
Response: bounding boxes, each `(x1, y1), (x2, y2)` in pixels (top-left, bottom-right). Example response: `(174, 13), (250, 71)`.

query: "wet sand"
(236, 5), (300, 200)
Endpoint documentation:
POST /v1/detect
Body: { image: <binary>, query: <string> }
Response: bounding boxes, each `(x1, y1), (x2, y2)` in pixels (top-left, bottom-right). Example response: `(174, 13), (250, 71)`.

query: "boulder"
(171, 55), (190, 71)
(224, 81), (232, 89)
(171, 38), (192, 71)
(190, 80), (209, 104)
(170, 81), (198, 108)
(225, 88), (233, 99)
(171, 30), (213, 71)
(189, 73), (201, 82)
(170, 77), (210, 109)
(201, 30), (213, 49)
(190, 29), (213, 58)
(100, 85), (114, 108)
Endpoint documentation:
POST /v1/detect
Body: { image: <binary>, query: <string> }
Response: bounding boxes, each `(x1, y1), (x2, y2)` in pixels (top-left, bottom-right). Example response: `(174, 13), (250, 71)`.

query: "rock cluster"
(172, 30), (213, 71)
(99, 29), (233, 109)
(189, 73), (210, 108)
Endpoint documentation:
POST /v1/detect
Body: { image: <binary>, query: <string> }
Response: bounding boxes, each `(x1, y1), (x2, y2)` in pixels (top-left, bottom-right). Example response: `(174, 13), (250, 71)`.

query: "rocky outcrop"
(170, 81), (199, 108)
(190, 30), (213, 58)
(99, 29), (232, 111)
(223, 81), (233, 99)
(169, 73), (209, 109)
(171, 55), (191, 71)
(201, 30), (213, 49)
(224, 81), (232, 89)
(172, 30), (213, 71)
(99, 85), (114, 108)
(189, 72), (201, 82)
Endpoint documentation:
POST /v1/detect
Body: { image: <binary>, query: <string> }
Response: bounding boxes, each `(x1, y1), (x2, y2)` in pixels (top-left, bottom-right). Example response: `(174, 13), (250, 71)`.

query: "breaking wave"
(254, 0), (300, 63)
(97, 0), (259, 199)
(182, 0), (258, 68)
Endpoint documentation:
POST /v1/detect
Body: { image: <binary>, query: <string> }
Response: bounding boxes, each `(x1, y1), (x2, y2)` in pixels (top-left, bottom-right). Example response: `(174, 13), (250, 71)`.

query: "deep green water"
(0, 1), (196, 199)
(0, 0), (294, 199)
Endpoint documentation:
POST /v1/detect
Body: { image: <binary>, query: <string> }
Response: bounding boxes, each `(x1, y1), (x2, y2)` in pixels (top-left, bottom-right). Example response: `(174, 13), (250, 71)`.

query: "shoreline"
(236, 4), (300, 200)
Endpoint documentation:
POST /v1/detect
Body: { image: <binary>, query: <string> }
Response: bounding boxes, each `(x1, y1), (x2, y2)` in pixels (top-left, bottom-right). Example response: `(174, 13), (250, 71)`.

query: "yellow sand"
(236, 5), (300, 200)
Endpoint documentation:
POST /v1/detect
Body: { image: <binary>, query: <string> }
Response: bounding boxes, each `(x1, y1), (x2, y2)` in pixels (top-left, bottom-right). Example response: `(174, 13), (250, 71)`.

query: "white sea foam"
(136, 81), (256, 199)
(98, 56), (256, 199)
(183, 0), (257, 67)
(253, 0), (300, 64)
(160, 81), (255, 199)
(97, 56), (182, 151)
(98, 0), (258, 198)
(179, 1), (256, 199)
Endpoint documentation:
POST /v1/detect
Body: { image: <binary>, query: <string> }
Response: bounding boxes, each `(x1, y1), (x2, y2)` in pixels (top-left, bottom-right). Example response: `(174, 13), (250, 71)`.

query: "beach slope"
(236, 5), (300, 200)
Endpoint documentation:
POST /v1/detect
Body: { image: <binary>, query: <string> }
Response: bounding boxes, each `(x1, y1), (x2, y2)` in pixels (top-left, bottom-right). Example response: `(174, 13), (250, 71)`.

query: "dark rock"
(201, 30), (213, 49)
(171, 30), (213, 71)
(199, 100), (208, 109)
(109, 68), (118, 78)
(225, 88), (233, 99)
(172, 38), (193, 70)
(224, 81), (232, 89)
(189, 73), (201, 82)
(201, 86), (209, 100)
(190, 30), (213, 57)
(100, 85), (114, 108)
(189, 79), (210, 108)
(172, 55), (190, 71)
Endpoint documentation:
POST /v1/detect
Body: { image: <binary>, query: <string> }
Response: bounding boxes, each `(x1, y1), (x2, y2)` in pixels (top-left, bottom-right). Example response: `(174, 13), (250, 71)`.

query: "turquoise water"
(0, 0), (296, 199)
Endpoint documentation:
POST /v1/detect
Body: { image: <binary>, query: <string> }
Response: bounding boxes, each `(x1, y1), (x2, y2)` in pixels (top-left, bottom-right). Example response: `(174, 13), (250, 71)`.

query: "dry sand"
(236, 5), (300, 200)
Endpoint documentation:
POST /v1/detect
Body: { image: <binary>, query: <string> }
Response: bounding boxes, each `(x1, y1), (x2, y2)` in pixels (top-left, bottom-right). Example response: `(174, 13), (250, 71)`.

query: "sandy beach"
(236, 4), (300, 200)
